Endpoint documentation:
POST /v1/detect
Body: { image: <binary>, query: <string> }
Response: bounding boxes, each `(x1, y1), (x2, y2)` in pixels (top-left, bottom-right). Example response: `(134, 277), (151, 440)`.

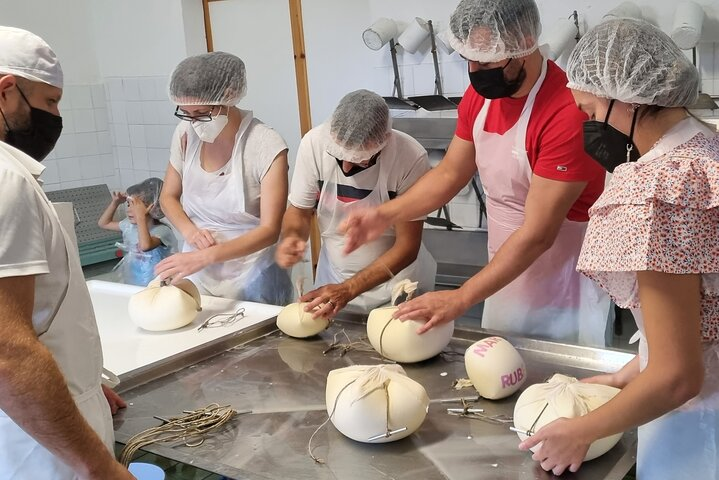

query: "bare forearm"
(381, 164), (470, 224)
(280, 206), (312, 242)
(160, 195), (196, 239)
(208, 225), (279, 264)
(578, 364), (700, 442)
(136, 220), (161, 251)
(97, 202), (120, 229)
(0, 341), (115, 476)
(456, 226), (554, 306)
(345, 243), (417, 299)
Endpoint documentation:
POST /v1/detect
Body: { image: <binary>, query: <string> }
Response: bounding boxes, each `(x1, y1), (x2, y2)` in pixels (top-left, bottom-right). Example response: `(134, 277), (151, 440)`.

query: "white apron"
(314, 153), (436, 313)
(631, 309), (719, 479)
(473, 58), (609, 346)
(181, 110), (292, 304)
(0, 190), (113, 478)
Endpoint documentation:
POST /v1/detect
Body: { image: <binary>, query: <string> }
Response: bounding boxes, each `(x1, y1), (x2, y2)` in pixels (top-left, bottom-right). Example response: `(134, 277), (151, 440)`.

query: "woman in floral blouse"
(520, 19), (719, 479)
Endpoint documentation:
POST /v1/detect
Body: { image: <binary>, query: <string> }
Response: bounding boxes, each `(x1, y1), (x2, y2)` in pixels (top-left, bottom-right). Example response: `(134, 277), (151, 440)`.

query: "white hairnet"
(169, 52), (246, 106)
(127, 177), (164, 220)
(566, 19), (699, 107)
(326, 90), (391, 164)
(0, 26), (63, 89)
(448, 0), (542, 63)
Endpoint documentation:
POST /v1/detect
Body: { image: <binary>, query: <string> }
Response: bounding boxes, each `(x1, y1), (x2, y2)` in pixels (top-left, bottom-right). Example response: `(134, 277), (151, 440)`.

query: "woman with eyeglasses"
(275, 90), (436, 317)
(519, 19), (719, 479)
(156, 52), (292, 305)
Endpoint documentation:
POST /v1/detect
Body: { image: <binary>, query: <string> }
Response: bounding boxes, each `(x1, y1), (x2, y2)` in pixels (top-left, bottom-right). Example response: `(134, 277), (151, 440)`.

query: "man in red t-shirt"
(342, 0), (610, 346)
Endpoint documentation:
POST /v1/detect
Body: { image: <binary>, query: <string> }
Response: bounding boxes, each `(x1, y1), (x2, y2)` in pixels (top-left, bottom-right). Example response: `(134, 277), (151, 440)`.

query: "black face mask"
(583, 100), (639, 173)
(331, 151), (380, 177)
(468, 59), (526, 99)
(0, 87), (63, 161)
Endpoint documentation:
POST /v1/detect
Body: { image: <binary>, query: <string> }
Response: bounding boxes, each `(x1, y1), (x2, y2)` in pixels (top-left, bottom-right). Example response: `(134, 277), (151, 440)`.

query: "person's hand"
(519, 417), (591, 476)
(186, 228), (216, 250)
(101, 384), (127, 415)
(300, 283), (355, 318)
(155, 251), (211, 284)
(276, 237), (306, 268)
(340, 207), (391, 254)
(111, 191), (127, 205)
(393, 289), (470, 334)
(127, 197), (151, 219)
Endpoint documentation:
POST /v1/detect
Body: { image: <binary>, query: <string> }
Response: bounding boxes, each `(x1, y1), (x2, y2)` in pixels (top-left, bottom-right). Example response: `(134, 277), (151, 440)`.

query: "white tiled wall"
(43, 84), (114, 192)
(105, 76), (177, 190)
(697, 42), (719, 97)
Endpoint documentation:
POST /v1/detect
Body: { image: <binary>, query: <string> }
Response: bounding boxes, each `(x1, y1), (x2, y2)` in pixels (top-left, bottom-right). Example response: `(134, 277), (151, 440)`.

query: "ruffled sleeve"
(577, 131), (719, 340)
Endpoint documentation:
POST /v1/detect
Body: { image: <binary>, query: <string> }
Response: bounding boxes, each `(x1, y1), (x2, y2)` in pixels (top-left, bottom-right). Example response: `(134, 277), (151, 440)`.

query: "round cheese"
(276, 302), (330, 338)
(366, 306), (454, 363)
(464, 336), (526, 399)
(128, 279), (202, 331)
(513, 374), (623, 461)
(326, 364), (429, 443)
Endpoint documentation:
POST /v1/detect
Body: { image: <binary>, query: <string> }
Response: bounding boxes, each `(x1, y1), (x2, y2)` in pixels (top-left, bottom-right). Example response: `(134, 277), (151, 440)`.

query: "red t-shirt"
(456, 60), (605, 222)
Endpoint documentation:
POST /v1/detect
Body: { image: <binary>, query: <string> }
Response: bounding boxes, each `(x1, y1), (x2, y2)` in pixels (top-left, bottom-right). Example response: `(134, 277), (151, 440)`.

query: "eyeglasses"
(174, 106), (217, 122)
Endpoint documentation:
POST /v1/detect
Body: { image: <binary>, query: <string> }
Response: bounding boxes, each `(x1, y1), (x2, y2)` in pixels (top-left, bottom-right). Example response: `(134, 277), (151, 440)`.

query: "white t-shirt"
(168, 113), (288, 218)
(0, 143), (70, 335)
(289, 126), (430, 210)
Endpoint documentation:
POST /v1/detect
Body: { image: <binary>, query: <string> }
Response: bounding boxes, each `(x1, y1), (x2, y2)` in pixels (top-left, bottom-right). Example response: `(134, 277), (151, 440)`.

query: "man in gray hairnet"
(342, 0), (611, 346)
(276, 89), (436, 317)
(0, 26), (133, 479)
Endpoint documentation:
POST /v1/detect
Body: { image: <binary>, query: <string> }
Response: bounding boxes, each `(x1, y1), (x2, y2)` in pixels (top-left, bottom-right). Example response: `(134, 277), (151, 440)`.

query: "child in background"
(98, 178), (177, 286)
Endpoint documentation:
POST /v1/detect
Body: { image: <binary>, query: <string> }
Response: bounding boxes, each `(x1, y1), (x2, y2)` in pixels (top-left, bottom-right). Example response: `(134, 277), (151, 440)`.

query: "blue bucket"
(128, 462), (166, 480)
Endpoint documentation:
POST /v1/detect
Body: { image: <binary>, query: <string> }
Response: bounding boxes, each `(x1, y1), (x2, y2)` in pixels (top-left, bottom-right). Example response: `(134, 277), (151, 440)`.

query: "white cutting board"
(87, 280), (282, 376)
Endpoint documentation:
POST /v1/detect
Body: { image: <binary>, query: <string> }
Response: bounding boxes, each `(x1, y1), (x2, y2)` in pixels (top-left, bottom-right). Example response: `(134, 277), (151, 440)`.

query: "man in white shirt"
(276, 90), (436, 316)
(0, 26), (132, 479)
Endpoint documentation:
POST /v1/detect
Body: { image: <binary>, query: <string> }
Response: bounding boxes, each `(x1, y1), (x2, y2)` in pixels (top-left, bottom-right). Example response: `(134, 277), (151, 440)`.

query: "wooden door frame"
(202, 0), (321, 275)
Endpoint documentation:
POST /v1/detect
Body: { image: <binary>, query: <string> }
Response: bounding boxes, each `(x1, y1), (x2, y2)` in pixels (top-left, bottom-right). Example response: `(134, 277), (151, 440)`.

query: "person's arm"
(97, 191), (125, 231)
(160, 163), (215, 250)
(582, 356), (640, 389)
(275, 205), (313, 268)
(520, 271), (704, 475)
(342, 136), (477, 253)
(396, 175), (587, 332)
(302, 220), (423, 317)
(157, 151), (289, 283)
(127, 198), (162, 252)
(0, 276), (132, 479)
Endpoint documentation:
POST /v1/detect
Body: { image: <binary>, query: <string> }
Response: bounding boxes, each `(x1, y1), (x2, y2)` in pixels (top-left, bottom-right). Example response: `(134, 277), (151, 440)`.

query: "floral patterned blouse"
(577, 117), (719, 341)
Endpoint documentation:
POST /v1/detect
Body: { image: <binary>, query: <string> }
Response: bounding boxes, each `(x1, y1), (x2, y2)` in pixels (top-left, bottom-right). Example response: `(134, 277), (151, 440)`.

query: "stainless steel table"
(113, 318), (637, 480)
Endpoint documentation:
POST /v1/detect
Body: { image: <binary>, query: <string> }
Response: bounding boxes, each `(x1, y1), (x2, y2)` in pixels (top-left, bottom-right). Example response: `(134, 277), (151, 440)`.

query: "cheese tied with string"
(325, 364), (429, 443)
(464, 336), (526, 399)
(513, 374), (623, 461)
(128, 278), (202, 331)
(366, 280), (454, 363)
(277, 302), (331, 338)
(276, 277), (332, 338)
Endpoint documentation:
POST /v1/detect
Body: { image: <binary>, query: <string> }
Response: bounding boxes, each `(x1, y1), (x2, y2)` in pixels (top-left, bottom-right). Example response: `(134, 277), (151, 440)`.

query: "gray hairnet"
(326, 90), (391, 163)
(127, 177), (164, 220)
(448, 0), (542, 63)
(169, 52), (247, 106)
(566, 19), (699, 107)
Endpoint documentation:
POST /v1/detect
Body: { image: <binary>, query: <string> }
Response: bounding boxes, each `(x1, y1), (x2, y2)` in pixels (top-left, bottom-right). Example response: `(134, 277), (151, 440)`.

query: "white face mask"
(192, 110), (229, 143)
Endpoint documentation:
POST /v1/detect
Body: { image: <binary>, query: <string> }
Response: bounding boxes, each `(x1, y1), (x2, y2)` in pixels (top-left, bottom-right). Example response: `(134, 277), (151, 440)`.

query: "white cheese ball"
(513, 374), (623, 461)
(128, 279), (202, 332)
(464, 336), (526, 399)
(367, 306), (454, 363)
(326, 364), (429, 443)
(276, 302), (330, 338)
